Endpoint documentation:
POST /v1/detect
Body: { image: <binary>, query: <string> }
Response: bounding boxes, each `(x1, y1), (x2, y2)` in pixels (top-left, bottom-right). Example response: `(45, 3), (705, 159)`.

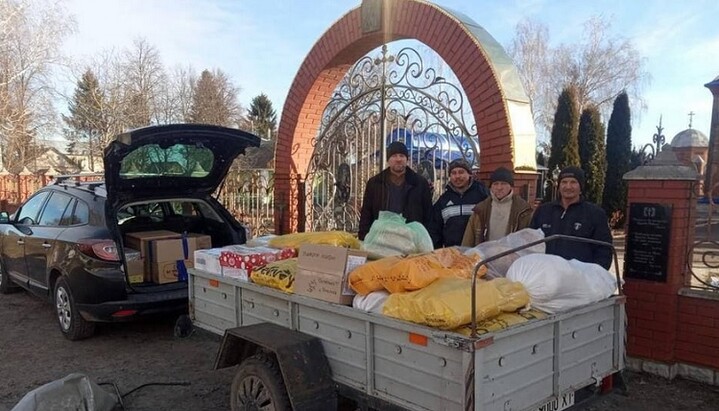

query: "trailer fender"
(214, 322), (336, 411)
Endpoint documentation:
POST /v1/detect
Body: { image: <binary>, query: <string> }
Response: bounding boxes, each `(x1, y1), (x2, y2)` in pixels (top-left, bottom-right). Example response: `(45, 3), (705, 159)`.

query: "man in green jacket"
(461, 167), (533, 247)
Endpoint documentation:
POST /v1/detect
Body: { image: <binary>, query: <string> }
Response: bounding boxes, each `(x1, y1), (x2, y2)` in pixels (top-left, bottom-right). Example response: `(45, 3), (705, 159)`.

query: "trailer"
(188, 235), (625, 411)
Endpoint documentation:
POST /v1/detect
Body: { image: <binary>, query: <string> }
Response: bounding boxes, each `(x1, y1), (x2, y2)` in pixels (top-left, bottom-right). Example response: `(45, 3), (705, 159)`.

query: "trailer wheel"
(231, 354), (291, 411)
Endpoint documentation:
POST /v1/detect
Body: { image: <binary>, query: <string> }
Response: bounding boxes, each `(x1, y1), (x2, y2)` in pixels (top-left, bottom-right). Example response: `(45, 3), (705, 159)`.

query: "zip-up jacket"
(428, 181), (489, 248)
(461, 193), (533, 247)
(358, 167), (433, 240)
(529, 199), (613, 269)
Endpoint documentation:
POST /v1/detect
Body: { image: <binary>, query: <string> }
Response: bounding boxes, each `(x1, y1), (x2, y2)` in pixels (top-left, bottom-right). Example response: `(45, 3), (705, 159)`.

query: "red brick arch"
(274, 0), (535, 233)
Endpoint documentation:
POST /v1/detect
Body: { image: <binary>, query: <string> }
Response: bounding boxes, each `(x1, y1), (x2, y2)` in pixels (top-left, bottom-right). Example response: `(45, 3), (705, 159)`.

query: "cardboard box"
(125, 231), (181, 259)
(126, 259), (145, 284)
(194, 248), (223, 276)
(186, 233), (212, 250)
(149, 237), (198, 262)
(151, 260), (194, 284)
(219, 245), (295, 271)
(295, 244), (367, 305)
(223, 267), (250, 281)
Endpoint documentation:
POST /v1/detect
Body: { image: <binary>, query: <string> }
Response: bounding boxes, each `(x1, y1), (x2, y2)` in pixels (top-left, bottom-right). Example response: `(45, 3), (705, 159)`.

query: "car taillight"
(77, 239), (120, 262)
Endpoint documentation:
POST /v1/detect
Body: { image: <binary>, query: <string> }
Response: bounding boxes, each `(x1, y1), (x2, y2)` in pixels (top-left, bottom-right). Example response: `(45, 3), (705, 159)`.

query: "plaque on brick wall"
(625, 203), (672, 282)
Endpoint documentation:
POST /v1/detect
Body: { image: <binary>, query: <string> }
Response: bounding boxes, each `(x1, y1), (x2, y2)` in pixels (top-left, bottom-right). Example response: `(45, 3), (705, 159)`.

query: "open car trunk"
(115, 197), (247, 286)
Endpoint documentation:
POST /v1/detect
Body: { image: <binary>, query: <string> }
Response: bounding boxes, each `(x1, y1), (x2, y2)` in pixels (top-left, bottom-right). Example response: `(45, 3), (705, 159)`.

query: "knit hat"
(558, 166), (585, 191)
(490, 167), (514, 185)
(448, 159), (471, 173)
(386, 141), (409, 159)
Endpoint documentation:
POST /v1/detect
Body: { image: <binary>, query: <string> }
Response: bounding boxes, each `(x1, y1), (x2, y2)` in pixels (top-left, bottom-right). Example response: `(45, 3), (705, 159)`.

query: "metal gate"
(305, 43), (479, 232)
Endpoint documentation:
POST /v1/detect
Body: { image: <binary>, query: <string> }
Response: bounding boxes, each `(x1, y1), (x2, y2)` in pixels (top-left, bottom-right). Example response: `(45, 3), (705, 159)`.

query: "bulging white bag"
(352, 290), (390, 314)
(506, 254), (617, 313)
(464, 228), (546, 279)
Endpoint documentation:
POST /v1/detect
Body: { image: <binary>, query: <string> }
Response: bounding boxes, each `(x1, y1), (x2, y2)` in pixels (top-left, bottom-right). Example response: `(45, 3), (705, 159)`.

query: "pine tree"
(247, 93), (277, 140)
(602, 91), (632, 222)
(546, 86), (580, 198)
(578, 106), (606, 204)
(63, 69), (106, 171)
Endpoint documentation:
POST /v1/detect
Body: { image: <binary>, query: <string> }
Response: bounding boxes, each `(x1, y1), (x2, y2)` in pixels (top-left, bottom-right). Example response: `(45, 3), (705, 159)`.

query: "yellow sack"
(382, 277), (529, 330)
(268, 231), (361, 250)
(377, 248), (485, 293)
(453, 309), (548, 336)
(250, 258), (297, 293)
(348, 256), (403, 295)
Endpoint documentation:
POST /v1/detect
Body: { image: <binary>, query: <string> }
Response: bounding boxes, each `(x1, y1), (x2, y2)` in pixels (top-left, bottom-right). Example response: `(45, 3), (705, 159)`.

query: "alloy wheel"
(55, 286), (72, 331)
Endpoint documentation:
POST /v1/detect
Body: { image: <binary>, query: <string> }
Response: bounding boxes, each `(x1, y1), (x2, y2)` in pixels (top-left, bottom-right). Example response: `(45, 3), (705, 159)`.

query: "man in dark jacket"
(358, 141), (433, 240)
(529, 166), (613, 269)
(461, 166), (533, 247)
(428, 159), (489, 248)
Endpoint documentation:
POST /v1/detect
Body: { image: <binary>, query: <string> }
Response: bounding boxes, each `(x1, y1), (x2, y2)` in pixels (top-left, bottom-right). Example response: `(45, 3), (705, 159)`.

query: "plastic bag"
(268, 231), (361, 250)
(250, 258), (297, 293)
(352, 290), (390, 313)
(361, 211), (434, 257)
(348, 256), (403, 295)
(506, 254), (617, 313)
(377, 247), (484, 293)
(452, 308), (548, 336)
(382, 277), (529, 329)
(246, 234), (278, 248)
(11, 373), (118, 411)
(464, 228), (545, 279)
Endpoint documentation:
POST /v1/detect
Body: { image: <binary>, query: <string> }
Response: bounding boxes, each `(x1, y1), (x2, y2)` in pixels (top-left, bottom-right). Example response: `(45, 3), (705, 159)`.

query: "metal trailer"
(188, 235), (626, 411)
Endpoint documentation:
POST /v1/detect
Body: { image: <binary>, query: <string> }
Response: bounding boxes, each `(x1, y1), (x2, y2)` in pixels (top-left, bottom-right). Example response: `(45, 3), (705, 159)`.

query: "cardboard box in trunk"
(151, 260), (194, 284)
(125, 231), (181, 259)
(186, 233), (212, 250)
(126, 259), (145, 284)
(149, 237), (198, 262)
(295, 244), (367, 305)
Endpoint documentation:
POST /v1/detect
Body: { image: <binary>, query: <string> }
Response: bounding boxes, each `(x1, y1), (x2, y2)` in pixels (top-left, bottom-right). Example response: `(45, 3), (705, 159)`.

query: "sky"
(60, 0), (719, 150)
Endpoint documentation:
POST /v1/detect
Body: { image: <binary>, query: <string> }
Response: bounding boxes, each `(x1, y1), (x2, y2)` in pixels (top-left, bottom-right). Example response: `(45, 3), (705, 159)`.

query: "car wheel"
(0, 259), (18, 294)
(231, 354), (291, 411)
(54, 277), (95, 340)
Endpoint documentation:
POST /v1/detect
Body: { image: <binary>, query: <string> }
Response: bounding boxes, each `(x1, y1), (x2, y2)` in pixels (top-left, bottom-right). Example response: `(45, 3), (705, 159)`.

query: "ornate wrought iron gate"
(306, 44), (479, 232)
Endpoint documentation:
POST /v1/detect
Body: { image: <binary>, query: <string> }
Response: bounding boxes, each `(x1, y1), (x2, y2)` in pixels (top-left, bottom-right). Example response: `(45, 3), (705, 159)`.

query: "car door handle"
(16, 240), (24, 245)
(42, 243), (52, 249)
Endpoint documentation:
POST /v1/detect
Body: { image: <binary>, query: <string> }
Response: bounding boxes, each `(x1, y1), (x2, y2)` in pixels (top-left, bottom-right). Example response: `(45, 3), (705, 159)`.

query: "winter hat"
(490, 167), (514, 185)
(558, 166), (585, 191)
(386, 141), (409, 159)
(448, 159), (471, 173)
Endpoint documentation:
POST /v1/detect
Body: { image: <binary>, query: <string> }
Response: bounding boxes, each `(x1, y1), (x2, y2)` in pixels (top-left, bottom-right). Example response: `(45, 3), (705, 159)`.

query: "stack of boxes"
(124, 230), (212, 284)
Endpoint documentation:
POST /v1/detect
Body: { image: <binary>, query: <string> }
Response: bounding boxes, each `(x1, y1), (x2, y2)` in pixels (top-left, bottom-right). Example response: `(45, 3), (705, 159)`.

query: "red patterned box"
(219, 245), (296, 272)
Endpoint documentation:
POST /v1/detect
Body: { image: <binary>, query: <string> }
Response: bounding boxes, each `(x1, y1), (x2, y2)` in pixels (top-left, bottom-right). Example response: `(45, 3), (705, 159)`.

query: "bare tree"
(121, 38), (166, 128)
(188, 68), (242, 127)
(154, 64), (197, 124)
(0, 0), (75, 171)
(507, 16), (649, 141)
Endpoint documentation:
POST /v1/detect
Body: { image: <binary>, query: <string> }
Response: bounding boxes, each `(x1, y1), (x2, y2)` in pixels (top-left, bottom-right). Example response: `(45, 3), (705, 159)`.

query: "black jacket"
(530, 199), (613, 269)
(358, 167), (433, 240)
(428, 181), (489, 248)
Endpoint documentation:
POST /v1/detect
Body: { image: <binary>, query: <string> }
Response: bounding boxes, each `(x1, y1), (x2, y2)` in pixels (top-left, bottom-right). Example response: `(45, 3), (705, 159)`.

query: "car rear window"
(118, 144), (213, 179)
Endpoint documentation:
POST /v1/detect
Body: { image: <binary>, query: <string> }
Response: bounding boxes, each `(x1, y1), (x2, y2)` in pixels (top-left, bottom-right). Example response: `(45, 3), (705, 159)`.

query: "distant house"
(27, 140), (104, 175)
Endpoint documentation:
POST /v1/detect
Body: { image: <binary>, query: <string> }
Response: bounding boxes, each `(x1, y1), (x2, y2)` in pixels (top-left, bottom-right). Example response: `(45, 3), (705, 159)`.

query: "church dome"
(670, 128), (708, 148)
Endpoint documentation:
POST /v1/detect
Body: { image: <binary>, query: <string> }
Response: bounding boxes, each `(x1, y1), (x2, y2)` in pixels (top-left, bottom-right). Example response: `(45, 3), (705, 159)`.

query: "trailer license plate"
(536, 391), (575, 411)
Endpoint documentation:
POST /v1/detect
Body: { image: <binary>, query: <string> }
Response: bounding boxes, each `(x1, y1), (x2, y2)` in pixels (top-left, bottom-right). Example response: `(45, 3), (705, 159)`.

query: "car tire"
(231, 354), (291, 411)
(0, 259), (18, 294)
(54, 277), (95, 340)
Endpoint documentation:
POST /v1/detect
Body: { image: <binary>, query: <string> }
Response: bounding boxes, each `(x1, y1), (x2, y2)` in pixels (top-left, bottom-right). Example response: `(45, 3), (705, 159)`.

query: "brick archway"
(274, 0), (536, 233)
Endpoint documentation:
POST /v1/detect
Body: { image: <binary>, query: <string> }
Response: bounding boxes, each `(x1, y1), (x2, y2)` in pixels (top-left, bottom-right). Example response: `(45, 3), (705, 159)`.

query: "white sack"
(464, 228), (546, 279)
(352, 290), (390, 314)
(506, 254), (617, 313)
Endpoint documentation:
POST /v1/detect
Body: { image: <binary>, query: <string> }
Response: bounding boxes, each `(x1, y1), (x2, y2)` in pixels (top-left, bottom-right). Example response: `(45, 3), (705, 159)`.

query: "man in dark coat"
(529, 166), (613, 269)
(428, 159), (489, 248)
(358, 141), (433, 240)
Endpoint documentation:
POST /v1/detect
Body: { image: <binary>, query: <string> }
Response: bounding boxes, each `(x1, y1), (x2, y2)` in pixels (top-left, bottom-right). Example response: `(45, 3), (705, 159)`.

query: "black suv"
(0, 124), (259, 340)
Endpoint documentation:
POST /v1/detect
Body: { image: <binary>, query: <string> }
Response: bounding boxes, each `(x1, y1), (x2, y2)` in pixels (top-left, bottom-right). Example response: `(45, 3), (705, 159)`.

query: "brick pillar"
(703, 75), (719, 194)
(623, 149), (698, 365)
